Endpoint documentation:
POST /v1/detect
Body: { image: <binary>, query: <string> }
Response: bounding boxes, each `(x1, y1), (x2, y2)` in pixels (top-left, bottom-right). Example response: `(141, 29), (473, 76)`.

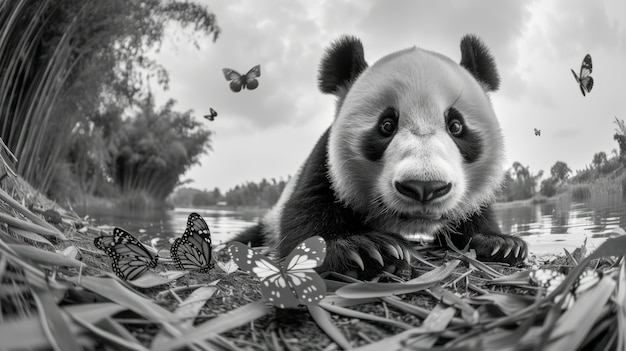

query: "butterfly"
(570, 54), (593, 96)
(170, 213), (214, 273)
(204, 108), (217, 121)
(222, 65), (261, 92)
(529, 268), (602, 309)
(534, 128), (541, 136)
(94, 228), (159, 280)
(228, 236), (327, 309)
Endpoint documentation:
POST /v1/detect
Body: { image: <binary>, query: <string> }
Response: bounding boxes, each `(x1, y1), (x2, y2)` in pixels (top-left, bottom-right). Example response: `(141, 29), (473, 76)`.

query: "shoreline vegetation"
(1, 164), (626, 350)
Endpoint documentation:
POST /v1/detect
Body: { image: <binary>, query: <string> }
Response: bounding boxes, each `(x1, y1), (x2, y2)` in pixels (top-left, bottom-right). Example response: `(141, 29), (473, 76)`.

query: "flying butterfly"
(222, 65), (261, 92)
(529, 268), (602, 309)
(204, 108), (217, 121)
(170, 213), (214, 273)
(228, 236), (327, 309)
(534, 128), (541, 136)
(94, 228), (159, 281)
(571, 54), (593, 96)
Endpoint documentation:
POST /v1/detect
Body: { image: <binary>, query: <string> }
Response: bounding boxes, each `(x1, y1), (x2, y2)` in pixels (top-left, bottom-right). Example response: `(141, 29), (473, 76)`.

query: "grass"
(1, 171), (626, 350)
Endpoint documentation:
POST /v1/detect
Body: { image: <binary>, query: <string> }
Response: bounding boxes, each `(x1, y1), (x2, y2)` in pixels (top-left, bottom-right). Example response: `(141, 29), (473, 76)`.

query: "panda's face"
(327, 47), (505, 237)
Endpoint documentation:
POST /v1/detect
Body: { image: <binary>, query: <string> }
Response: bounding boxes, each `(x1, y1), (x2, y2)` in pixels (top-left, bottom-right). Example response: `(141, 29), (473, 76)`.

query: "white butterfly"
(571, 54), (593, 97)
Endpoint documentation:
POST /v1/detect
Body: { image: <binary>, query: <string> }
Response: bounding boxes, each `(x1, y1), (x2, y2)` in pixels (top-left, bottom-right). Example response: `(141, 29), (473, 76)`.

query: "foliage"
(539, 178), (557, 197)
(570, 184), (592, 201)
(111, 95), (211, 201)
(591, 152), (607, 169)
(550, 161), (572, 183)
(0, 0), (219, 197)
(171, 178), (289, 208)
(498, 162), (543, 202)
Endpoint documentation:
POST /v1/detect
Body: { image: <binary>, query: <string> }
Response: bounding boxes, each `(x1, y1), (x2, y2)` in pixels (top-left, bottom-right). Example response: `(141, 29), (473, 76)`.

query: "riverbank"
(1, 173), (625, 350)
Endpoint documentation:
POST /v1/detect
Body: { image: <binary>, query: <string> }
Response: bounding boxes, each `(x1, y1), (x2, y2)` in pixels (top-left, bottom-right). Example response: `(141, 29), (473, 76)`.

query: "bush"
(540, 178), (558, 197)
(570, 184), (592, 201)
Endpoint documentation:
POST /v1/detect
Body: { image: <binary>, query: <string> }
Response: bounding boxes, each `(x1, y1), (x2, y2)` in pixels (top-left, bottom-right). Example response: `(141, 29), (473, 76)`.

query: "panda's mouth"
(398, 211), (444, 222)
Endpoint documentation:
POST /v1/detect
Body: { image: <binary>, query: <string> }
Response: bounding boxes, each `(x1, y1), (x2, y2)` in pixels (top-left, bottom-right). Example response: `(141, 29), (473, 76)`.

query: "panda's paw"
(469, 232), (527, 265)
(321, 232), (413, 280)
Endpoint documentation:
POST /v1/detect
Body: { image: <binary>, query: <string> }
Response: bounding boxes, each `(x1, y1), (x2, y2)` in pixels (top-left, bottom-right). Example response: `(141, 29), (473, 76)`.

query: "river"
(82, 194), (626, 256)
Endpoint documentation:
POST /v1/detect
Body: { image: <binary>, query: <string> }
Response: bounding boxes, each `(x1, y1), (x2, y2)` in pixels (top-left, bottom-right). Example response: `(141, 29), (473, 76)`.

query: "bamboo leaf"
(0, 212), (66, 239)
(8, 244), (86, 269)
(545, 276), (615, 351)
(319, 302), (414, 330)
(31, 288), (82, 351)
(126, 270), (188, 288)
(9, 225), (54, 247)
(308, 305), (352, 350)
(152, 300), (271, 351)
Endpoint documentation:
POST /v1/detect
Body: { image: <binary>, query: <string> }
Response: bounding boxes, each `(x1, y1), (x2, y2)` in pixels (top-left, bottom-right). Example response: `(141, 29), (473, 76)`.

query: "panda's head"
(320, 35), (504, 237)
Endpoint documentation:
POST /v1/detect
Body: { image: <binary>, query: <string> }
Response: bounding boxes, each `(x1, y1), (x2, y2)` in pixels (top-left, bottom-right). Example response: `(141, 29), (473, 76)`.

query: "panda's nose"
(395, 180), (452, 203)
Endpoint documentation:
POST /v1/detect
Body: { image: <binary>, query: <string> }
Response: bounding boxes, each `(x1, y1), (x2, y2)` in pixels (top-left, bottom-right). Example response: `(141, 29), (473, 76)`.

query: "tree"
(0, 0), (220, 196)
(592, 152), (607, 169)
(550, 161), (572, 183)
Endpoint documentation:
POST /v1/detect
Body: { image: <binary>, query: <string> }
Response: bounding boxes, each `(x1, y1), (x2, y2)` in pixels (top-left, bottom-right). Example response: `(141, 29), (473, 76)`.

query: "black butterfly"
(204, 108), (217, 121)
(534, 128), (541, 136)
(222, 65), (261, 92)
(571, 54), (593, 96)
(94, 228), (158, 280)
(170, 213), (213, 273)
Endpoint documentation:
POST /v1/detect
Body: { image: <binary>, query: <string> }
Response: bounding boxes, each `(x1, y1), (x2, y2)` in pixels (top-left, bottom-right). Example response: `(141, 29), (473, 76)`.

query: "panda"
(234, 34), (527, 279)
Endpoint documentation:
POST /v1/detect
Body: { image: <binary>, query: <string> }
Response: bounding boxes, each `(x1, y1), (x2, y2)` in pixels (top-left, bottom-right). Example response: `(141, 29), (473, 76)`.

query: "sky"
(148, 0), (626, 192)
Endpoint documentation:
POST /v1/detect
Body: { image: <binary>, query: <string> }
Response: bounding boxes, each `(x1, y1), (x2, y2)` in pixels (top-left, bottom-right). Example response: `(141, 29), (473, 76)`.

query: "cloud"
(146, 0), (626, 192)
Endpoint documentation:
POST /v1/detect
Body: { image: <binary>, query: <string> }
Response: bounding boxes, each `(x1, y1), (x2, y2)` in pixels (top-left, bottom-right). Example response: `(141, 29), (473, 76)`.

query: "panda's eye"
(379, 118), (396, 136)
(448, 119), (463, 136)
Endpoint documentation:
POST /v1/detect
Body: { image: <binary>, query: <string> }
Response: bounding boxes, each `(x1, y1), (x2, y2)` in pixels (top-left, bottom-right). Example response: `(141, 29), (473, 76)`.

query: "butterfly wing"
(241, 65), (261, 90)
(204, 108), (217, 121)
(283, 236), (327, 306)
(222, 68), (244, 92)
(170, 213), (213, 273)
(577, 54), (593, 96)
(228, 242), (300, 308)
(94, 228), (158, 280)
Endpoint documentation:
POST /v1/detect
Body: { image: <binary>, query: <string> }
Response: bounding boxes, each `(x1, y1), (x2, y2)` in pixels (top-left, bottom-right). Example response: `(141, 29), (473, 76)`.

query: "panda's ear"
(459, 34), (500, 92)
(318, 36), (368, 95)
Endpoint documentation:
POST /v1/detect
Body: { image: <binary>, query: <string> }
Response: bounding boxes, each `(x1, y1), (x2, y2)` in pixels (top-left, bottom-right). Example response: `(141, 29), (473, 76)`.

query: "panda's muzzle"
(394, 180), (452, 204)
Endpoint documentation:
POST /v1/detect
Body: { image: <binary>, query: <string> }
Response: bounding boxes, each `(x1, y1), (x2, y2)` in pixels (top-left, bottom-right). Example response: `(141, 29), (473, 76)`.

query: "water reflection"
(81, 206), (261, 245)
(493, 192), (625, 255)
(82, 192), (625, 256)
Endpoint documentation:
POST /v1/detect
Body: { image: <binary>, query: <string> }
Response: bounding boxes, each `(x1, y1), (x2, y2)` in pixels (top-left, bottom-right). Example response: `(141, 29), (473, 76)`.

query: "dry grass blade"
(9, 226), (54, 247)
(70, 314), (149, 351)
(0, 187), (64, 236)
(152, 286), (218, 345)
(617, 261), (626, 351)
(403, 304), (456, 348)
(152, 300), (271, 351)
(31, 288), (82, 351)
(308, 305), (352, 350)
(351, 327), (429, 351)
(407, 259), (460, 284)
(335, 278), (439, 299)
(8, 244), (86, 269)
(0, 212), (66, 239)
(70, 275), (179, 336)
(319, 302), (413, 330)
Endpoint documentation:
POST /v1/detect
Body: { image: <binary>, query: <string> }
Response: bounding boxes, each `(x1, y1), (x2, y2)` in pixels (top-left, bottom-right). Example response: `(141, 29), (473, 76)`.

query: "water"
(83, 206), (261, 246)
(82, 194), (625, 256)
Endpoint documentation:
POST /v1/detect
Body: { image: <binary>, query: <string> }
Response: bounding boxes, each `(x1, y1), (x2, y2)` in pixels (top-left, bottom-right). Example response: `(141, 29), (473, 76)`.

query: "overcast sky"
(149, 0), (626, 192)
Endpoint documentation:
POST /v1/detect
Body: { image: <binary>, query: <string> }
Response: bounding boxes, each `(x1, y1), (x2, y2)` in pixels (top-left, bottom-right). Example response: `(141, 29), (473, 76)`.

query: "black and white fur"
(235, 35), (527, 278)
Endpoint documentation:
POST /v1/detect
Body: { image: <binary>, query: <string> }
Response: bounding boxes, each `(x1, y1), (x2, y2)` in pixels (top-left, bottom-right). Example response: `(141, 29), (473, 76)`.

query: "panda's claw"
(348, 250), (365, 271)
(396, 244), (404, 260)
(367, 247), (385, 267)
(403, 247), (412, 264)
(514, 245), (521, 258)
(386, 244), (400, 260)
(490, 245), (501, 256)
(503, 246), (513, 258)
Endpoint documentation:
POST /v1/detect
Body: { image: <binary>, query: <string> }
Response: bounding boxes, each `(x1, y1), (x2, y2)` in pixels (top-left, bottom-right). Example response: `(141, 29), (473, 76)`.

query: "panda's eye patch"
(445, 107), (464, 137)
(378, 107), (398, 137)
